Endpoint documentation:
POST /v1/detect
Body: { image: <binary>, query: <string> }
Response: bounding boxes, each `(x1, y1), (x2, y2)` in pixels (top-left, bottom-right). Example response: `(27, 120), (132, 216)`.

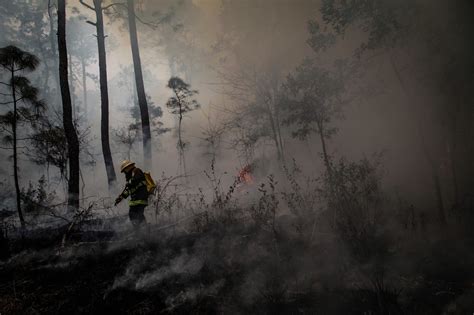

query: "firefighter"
(115, 160), (148, 227)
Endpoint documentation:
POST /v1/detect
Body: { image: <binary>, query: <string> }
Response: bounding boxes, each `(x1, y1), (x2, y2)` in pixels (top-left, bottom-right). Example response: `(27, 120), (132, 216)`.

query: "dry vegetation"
(1, 0), (473, 314)
(1, 159), (473, 314)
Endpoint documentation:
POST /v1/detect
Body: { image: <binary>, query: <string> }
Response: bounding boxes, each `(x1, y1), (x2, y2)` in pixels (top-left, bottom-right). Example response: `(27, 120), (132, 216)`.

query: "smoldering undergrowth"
(1, 157), (473, 314)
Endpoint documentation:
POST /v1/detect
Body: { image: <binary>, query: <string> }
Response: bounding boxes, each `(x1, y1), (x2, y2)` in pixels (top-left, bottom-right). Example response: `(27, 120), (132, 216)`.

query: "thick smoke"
(0, 0), (473, 313)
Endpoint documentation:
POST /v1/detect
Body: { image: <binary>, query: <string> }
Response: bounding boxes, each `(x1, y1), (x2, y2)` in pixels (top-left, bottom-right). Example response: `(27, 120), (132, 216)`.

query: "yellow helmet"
(120, 160), (135, 173)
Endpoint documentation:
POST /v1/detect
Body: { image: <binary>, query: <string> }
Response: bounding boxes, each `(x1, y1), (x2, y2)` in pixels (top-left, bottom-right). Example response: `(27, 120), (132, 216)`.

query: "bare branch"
(47, 0), (57, 11)
(61, 204), (94, 248)
(0, 126), (12, 134)
(16, 137), (35, 141)
(86, 20), (97, 27)
(16, 96), (27, 103)
(5, 146), (28, 150)
(48, 210), (71, 223)
(134, 13), (159, 29)
(110, 2), (170, 30)
(79, 0), (95, 11)
(102, 2), (126, 11)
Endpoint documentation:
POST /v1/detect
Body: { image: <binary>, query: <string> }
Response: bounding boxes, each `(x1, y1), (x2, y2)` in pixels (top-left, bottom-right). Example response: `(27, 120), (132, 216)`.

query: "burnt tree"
(126, 0), (152, 169)
(80, 0), (117, 187)
(57, 0), (81, 210)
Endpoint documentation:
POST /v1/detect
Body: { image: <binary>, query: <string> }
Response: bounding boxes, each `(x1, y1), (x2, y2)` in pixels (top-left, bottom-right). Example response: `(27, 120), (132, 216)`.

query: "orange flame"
(238, 165), (254, 185)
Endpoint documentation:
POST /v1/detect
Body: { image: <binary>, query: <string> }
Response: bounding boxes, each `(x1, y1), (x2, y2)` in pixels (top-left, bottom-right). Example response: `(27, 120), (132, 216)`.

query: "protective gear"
(121, 167), (148, 205)
(118, 164), (149, 227)
(121, 169), (148, 206)
(129, 205), (146, 227)
(129, 199), (148, 206)
(120, 160), (135, 173)
(114, 196), (123, 206)
(144, 172), (157, 194)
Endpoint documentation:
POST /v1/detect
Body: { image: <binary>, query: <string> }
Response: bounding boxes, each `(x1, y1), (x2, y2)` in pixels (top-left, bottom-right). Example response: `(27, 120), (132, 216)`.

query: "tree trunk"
(47, 0), (60, 96)
(81, 57), (88, 116)
(68, 52), (76, 120)
(270, 82), (285, 166)
(265, 101), (283, 166)
(127, 0), (152, 169)
(58, 0), (81, 211)
(449, 98), (461, 207)
(449, 136), (459, 208)
(316, 120), (331, 176)
(316, 119), (341, 227)
(432, 168), (446, 224)
(10, 71), (25, 227)
(41, 61), (50, 95)
(274, 106), (285, 165)
(419, 129), (447, 225)
(94, 0), (116, 187)
(178, 105), (187, 179)
(389, 53), (446, 225)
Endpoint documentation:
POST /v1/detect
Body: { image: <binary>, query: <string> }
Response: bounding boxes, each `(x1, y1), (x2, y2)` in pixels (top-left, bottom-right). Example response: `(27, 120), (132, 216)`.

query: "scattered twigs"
(153, 174), (186, 223)
(60, 203), (94, 249)
(150, 212), (202, 232)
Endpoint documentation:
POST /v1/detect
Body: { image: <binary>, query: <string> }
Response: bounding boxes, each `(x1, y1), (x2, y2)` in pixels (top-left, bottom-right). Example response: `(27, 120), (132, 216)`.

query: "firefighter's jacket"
(121, 167), (148, 206)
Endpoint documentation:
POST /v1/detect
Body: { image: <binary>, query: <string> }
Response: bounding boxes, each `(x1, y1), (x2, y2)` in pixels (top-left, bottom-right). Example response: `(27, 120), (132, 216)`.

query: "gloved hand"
(114, 196), (123, 206)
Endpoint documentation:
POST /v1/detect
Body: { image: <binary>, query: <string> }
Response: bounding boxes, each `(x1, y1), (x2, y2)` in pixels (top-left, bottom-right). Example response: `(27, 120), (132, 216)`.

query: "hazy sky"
(1, 0), (472, 209)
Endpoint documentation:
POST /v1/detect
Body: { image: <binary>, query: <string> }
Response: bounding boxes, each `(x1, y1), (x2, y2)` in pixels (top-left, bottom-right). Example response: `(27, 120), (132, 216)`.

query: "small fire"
(237, 164), (254, 185)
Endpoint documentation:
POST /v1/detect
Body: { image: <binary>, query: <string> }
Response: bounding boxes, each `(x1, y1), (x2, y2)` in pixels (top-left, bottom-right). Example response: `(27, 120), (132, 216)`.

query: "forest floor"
(0, 217), (474, 314)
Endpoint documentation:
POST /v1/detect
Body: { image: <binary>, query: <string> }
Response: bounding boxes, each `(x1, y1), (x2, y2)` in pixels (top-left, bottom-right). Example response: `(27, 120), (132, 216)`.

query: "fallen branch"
(60, 204), (94, 249)
(150, 213), (201, 232)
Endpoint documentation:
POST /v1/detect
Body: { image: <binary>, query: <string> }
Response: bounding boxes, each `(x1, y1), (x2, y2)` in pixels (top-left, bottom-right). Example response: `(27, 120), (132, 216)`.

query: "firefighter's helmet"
(120, 160), (135, 173)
